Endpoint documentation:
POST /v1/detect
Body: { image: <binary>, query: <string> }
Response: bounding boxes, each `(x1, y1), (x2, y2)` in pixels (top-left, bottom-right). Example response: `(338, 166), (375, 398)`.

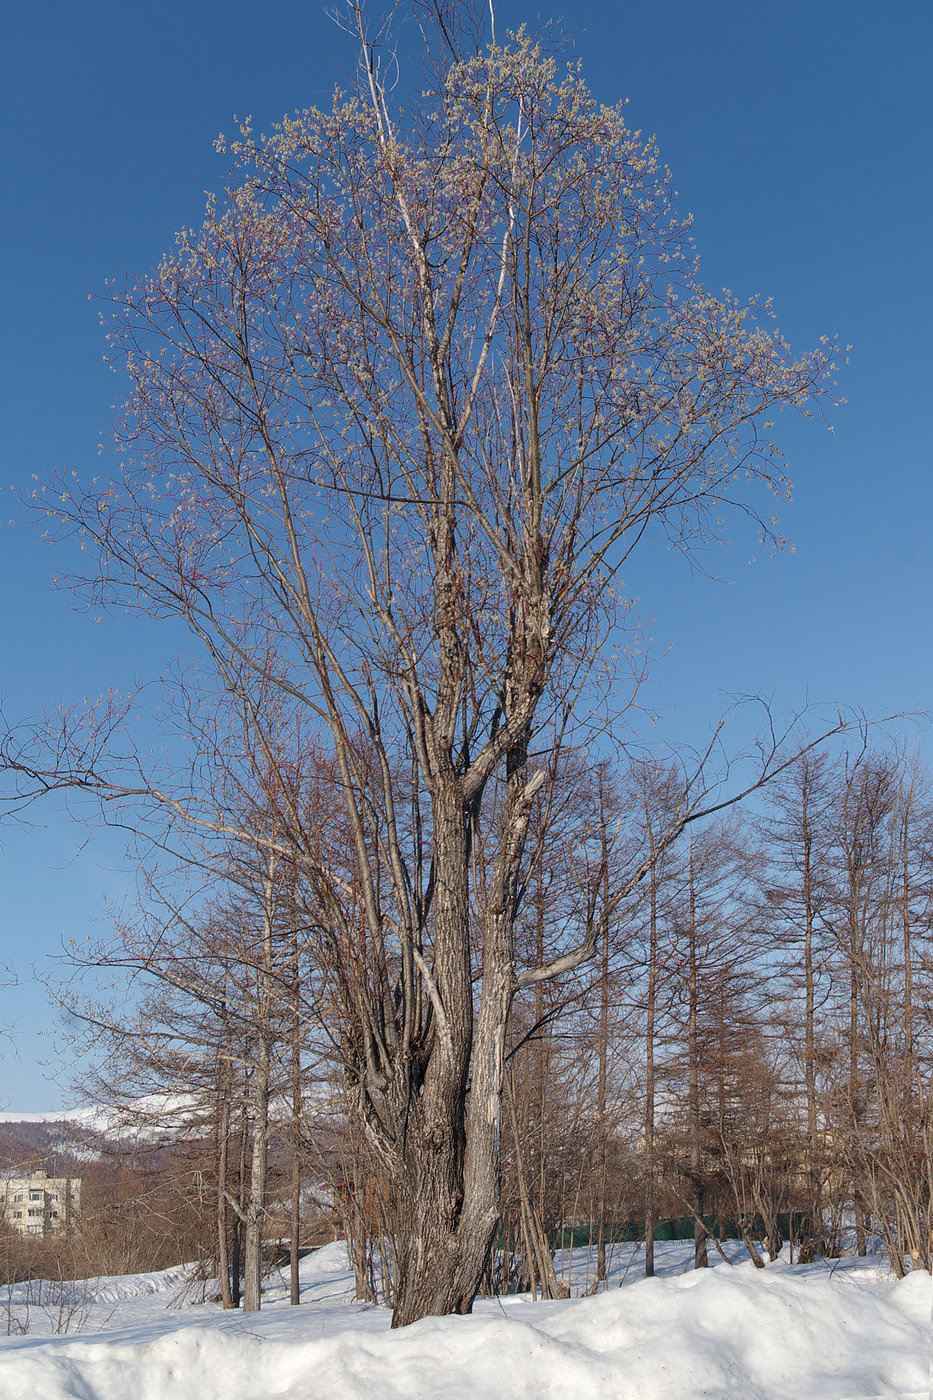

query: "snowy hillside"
(0, 1096), (203, 1137)
(0, 1242), (928, 1400)
(0, 1088), (338, 1140)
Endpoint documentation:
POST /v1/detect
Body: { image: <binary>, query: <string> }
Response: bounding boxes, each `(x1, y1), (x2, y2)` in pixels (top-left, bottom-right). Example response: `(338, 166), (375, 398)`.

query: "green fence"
(546, 1213), (806, 1251)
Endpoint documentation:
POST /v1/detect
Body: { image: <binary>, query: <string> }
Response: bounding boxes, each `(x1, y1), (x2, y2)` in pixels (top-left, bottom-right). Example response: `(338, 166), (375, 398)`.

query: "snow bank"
(0, 1247), (928, 1400)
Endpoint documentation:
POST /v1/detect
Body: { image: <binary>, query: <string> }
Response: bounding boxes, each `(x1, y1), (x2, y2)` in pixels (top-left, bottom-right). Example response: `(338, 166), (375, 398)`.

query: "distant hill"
(0, 1088), (341, 1177)
(0, 1096), (205, 1160)
(0, 1112), (109, 1175)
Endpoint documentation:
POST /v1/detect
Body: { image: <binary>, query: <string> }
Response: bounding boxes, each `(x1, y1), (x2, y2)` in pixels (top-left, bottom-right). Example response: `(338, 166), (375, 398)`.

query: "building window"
(14, 1194), (23, 1203)
(13, 1212), (22, 1219)
(29, 1192), (41, 1202)
(49, 1194), (58, 1203)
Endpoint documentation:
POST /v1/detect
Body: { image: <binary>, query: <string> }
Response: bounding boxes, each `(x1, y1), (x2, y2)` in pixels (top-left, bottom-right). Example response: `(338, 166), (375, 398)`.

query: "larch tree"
(622, 759), (691, 1278)
(665, 824), (760, 1267)
(818, 747), (933, 1270)
(758, 751), (837, 1257)
(5, 2), (836, 1323)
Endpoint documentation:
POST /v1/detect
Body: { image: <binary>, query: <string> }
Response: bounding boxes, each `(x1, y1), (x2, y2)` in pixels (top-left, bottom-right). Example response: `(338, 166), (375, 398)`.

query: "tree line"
(49, 735), (932, 1314)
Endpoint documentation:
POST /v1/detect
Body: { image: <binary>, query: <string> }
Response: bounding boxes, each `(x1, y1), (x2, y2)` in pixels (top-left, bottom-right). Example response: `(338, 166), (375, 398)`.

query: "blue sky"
(1, 0), (930, 1109)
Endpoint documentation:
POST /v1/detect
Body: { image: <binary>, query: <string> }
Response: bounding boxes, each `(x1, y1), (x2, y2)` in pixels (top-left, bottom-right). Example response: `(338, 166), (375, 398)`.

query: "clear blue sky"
(1, 0), (930, 1109)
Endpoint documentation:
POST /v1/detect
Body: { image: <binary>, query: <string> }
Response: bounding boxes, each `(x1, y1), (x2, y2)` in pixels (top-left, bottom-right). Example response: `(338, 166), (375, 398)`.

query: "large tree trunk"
(388, 1026), (505, 1325)
(389, 792), (477, 1327)
(389, 757), (538, 1326)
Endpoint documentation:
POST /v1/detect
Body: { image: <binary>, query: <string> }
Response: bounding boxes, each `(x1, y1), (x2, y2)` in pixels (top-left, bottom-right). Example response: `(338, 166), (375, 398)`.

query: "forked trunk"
(390, 789), (519, 1326)
(388, 1001), (509, 1324)
(389, 1061), (502, 1325)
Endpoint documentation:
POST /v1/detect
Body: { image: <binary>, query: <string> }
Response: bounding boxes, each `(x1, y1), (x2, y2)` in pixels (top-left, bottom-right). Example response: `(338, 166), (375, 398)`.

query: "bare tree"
(4, 3), (836, 1323)
(758, 752), (836, 1258)
(622, 761), (690, 1277)
(821, 748), (933, 1269)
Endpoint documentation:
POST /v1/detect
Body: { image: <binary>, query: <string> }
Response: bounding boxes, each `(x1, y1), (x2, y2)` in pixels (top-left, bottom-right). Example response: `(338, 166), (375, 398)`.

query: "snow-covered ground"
(0, 1241), (928, 1399)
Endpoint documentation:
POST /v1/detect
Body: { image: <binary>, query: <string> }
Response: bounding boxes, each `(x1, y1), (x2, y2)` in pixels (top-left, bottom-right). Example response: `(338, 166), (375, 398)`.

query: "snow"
(0, 1242), (928, 1400)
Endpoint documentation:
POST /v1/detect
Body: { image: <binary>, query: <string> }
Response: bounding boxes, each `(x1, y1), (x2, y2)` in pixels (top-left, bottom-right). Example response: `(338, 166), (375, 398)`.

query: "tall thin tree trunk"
(290, 920), (302, 1307)
(217, 1053), (233, 1309)
(595, 813), (610, 1286)
(230, 1072), (248, 1309)
(243, 858), (277, 1313)
(507, 1071), (560, 1299)
(687, 842), (708, 1269)
(801, 774), (823, 1260)
(849, 957), (868, 1258)
(644, 806), (659, 1278)
(900, 801), (915, 1098)
(242, 1053), (270, 1312)
(535, 867), (548, 1243)
(230, 1222), (242, 1307)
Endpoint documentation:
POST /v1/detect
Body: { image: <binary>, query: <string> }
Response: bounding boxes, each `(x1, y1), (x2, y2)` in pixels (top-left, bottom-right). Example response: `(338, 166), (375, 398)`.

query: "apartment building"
(1, 1170), (81, 1236)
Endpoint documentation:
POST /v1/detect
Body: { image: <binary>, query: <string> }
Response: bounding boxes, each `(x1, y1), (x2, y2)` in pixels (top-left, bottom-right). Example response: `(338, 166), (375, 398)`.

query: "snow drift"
(0, 1243), (928, 1400)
